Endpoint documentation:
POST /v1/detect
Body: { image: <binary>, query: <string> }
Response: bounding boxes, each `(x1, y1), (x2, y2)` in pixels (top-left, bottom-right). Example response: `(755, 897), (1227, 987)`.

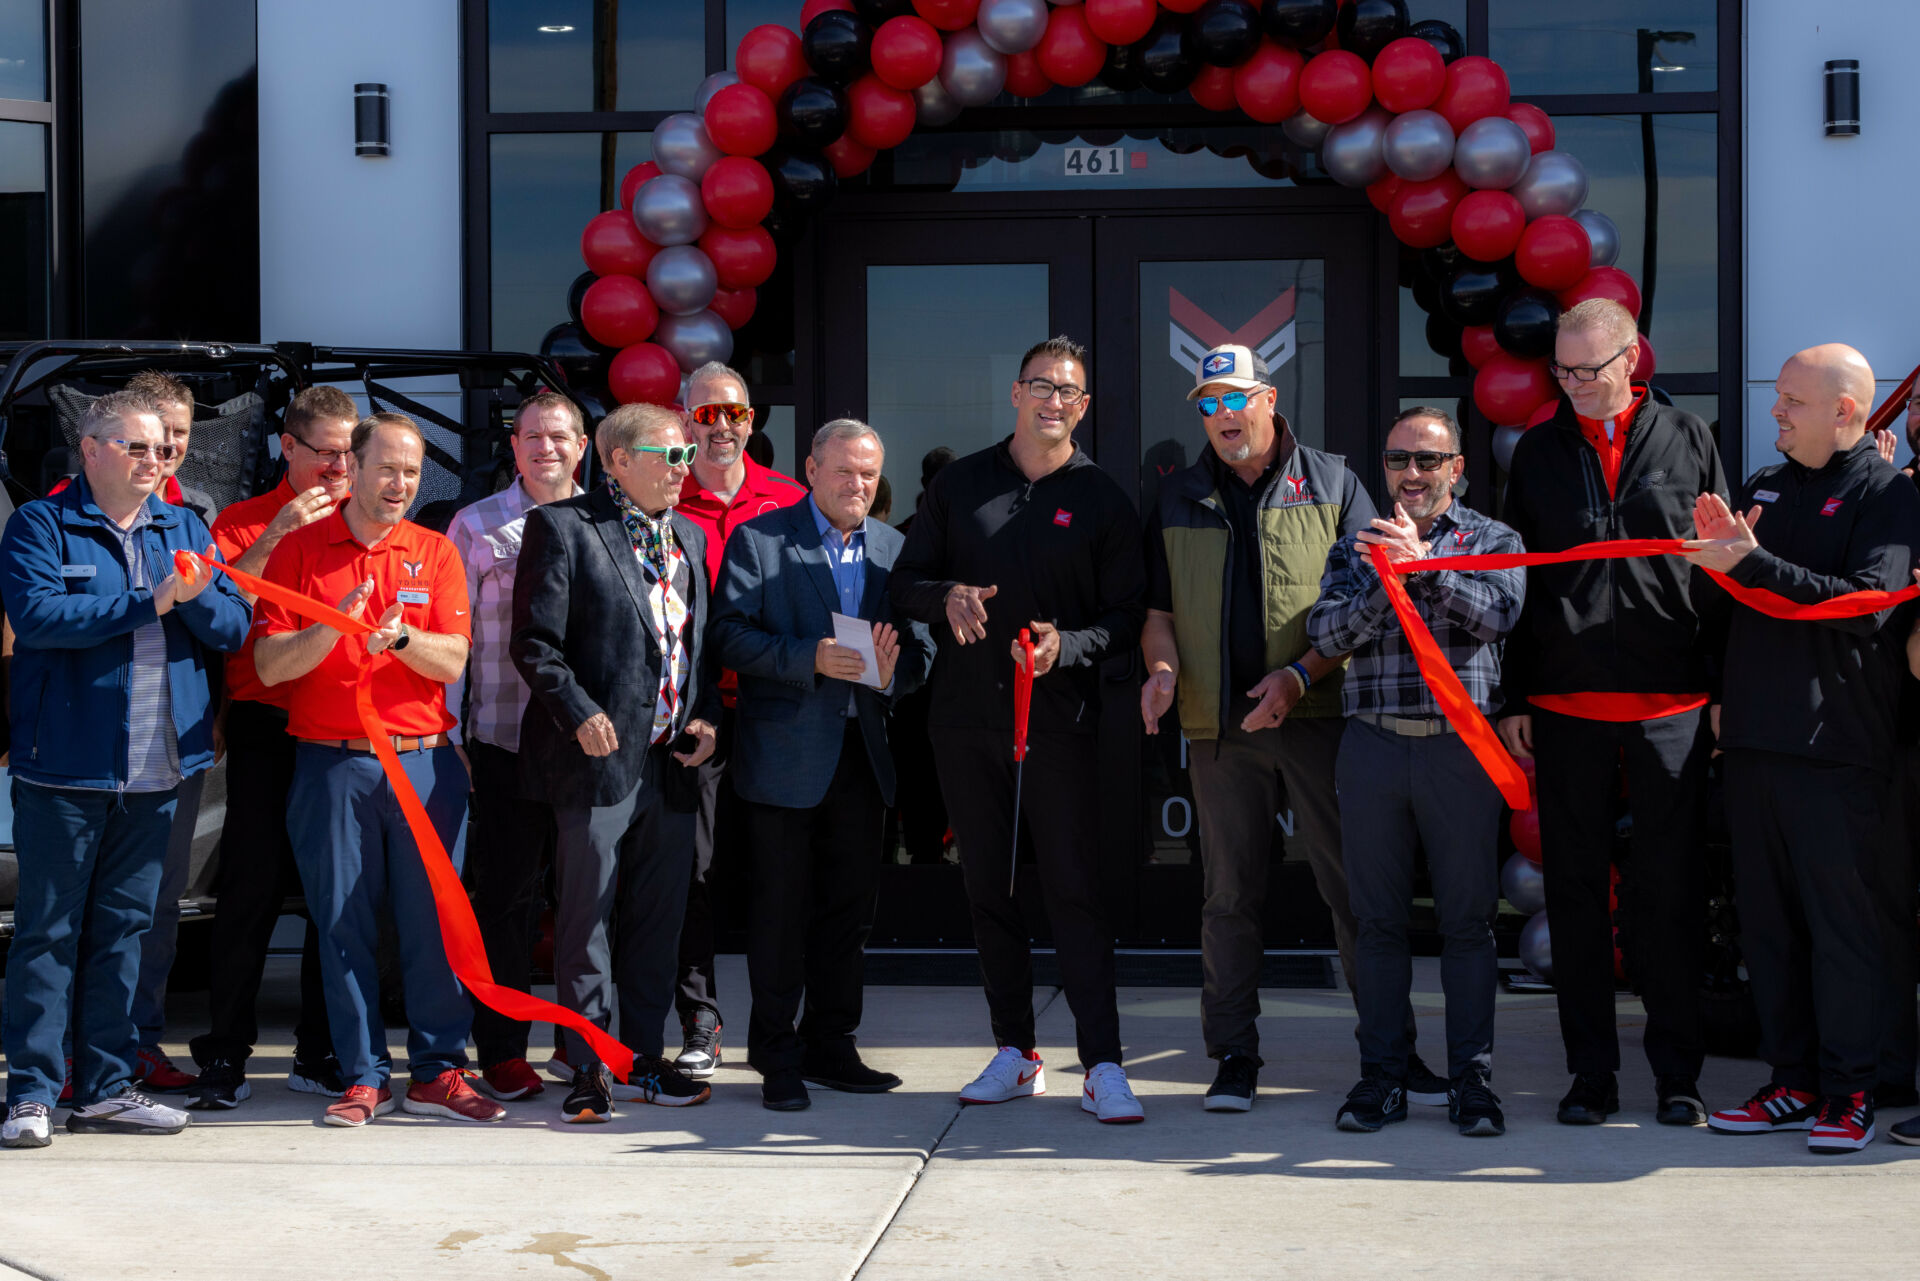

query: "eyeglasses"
(109, 439), (180, 462)
(1548, 340), (1636, 383)
(628, 443), (698, 466)
(287, 434), (350, 465)
(1196, 390), (1268, 417)
(1018, 377), (1086, 406)
(689, 402), (753, 427)
(1383, 450), (1460, 472)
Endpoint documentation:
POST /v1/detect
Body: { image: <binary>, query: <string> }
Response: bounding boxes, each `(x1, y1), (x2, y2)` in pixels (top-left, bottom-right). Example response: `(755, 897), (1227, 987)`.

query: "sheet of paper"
(831, 611), (883, 688)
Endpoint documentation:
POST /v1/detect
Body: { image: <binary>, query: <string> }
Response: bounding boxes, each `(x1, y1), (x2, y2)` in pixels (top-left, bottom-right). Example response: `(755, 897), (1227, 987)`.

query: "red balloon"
(709, 286), (758, 332)
(912, 0), (980, 33)
(847, 74), (917, 150)
(1189, 64), (1236, 113)
(580, 275), (659, 349)
(1159, 0), (1209, 11)
(824, 133), (877, 178)
(580, 210), (659, 278)
(608, 342), (682, 406)
(700, 224), (779, 289)
(1366, 173), (1403, 213)
(619, 161), (661, 210)
(1003, 48), (1054, 99)
(801, 0), (854, 25)
(1506, 102), (1554, 154)
(1433, 56), (1510, 133)
(1515, 215), (1592, 291)
(700, 156), (775, 230)
(1370, 36), (1445, 113)
(1450, 189), (1526, 263)
(1387, 170), (1469, 249)
(1510, 807), (1541, 864)
(704, 83), (779, 158)
(1632, 333), (1656, 381)
(1476, 352), (1557, 427)
(1298, 50), (1372, 125)
(1085, 0), (1158, 46)
(735, 25), (809, 101)
(1557, 266), (1642, 319)
(1232, 40), (1304, 124)
(1036, 7), (1109, 89)
(1460, 324), (1500, 369)
(1526, 398), (1559, 428)
(872, 15), (944, 90)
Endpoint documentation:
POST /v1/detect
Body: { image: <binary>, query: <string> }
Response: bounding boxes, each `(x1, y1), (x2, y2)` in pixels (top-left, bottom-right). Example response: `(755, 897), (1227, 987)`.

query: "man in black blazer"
(712, 419), (934, 1110)
(511, 403), (720, 1123)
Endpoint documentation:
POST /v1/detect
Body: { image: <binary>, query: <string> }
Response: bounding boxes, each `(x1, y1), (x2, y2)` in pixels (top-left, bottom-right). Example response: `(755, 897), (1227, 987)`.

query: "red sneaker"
(1707, 1082), (1818, 1133)
(1808, 1092), (1876, 1153)
(404, 1070), (506, 1123)
(134, 1046), (199, 1093)
(323, 1085), (395, 1128)
(476, 1058), (545, 1101)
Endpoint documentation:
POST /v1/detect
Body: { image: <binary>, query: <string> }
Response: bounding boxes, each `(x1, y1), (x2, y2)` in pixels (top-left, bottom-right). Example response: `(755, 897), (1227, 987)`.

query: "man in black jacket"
(1686, 343), (1920, 1154)
(892, 335), (1149, 1124)
(1497, 299), (1729, 1128)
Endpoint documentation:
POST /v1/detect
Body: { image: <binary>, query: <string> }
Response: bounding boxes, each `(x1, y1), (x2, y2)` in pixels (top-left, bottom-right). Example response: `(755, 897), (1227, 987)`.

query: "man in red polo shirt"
(665, 361), (806, 1077)
(1498, 299), (1730, 1129)
(188, 385), (356, 1110)
(255, 412), (501, 1128)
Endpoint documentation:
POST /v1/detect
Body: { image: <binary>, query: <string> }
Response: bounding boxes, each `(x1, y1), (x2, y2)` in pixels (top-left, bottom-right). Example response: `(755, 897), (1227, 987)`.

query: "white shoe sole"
(1082, 1093), (1144, 1124)
(189, 1081), (252, 1110)
(66, 1114), (190, 1135)
(401, 1098), (506, 1122)
(1, 1129), (51, 1148)
(674, 1059), (718, 1080)
(1203, 1093), (1253, 1112)
(959, 1084), (1044, 1105)
(1708, 1117), (1814, 1133)
(610, 1086), (711, 1107)
(1809, 1125), (1874, 1153)
(323, 1096), (396, 1127)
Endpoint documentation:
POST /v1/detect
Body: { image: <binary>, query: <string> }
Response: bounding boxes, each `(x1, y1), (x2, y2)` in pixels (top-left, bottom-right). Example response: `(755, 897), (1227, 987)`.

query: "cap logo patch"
(1202, 352), (1235, 376)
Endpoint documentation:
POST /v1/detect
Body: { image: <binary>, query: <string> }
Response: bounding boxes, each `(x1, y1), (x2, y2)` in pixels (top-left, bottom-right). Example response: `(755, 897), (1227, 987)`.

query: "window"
(488, 0), (704, 113)
(0, 119), (47, 339)
(1490, 0), (1717, 96)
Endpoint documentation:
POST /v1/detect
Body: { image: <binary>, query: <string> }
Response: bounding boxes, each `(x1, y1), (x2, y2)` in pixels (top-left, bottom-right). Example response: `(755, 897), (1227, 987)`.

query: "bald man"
(1684, 343), (1920, 1153)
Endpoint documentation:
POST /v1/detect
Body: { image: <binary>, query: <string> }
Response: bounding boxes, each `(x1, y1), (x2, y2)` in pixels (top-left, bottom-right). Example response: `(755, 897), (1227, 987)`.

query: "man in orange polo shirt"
(1498, 299), (1730, 1129)
(188, 385), (356, 1110)
(255, 412), (502, 1128)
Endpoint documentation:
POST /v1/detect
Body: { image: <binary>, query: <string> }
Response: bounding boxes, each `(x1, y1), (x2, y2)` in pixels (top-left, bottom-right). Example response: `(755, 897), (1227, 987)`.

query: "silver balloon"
(1510, 150), (1589, 220)
(940, 29), (1008, 108)
(977, 0), (1050, 54)
(1282, 108), (1332, 149)
(1319, 107), (1391, 188)
(645, 245), (719, 317)
(914, 75), (961, 127)
(1573, 209), (1621, 268)
(1518, 909), (1553, 981)
(1491, 423), (1526, 472)
(631, 173), (709, 247)
(1452, 116), (1532, 191)
(1501, 851), (1548, 916)
(653, 310), (734, 374)
(1382, 109), (1455, 183)
(651, 113), (722, 182)
(694, 70), (739, 115)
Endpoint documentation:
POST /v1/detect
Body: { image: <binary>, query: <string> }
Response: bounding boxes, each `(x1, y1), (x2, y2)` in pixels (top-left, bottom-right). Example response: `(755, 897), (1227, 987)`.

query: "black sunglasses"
(1383, 450), (1459, 472)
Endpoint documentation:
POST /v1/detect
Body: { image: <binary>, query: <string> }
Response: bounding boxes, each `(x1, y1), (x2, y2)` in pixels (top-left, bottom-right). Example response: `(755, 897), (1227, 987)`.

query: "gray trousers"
(1337, 720), (1502, 1081)
(553, 749), (695, 1065)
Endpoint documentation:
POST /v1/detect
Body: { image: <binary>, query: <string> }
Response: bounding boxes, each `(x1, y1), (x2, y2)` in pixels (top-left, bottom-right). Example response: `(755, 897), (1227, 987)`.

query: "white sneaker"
(958, 1047), (1045, 1105)
(1081, 1062), (1145, 1124)
(2, 1101), (53, 1148)
(66, 1087), (190, 1135)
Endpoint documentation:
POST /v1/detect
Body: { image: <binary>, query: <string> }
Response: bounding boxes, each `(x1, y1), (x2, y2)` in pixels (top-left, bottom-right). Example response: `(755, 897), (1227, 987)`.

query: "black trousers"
(1534, 707), (1709, 1080)
(1725, 749), (1888, 1096)
(676, 707), (736, 1028)
(1873, 745), (1920, 1089)
(190, 699), (332, 1068)
(464, 739), (559, 1068)
(743, 722), (884, 1075)
(890, 685), (949, 864)
(934, 727), (1122, 1069)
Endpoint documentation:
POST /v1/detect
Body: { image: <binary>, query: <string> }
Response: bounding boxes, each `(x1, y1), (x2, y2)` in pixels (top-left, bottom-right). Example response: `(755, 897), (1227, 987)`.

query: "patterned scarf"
(607, 476), (678, 581)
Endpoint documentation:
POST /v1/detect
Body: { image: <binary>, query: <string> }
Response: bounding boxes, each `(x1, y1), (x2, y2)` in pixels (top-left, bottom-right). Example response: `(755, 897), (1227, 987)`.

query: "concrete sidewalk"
(3, 955), (1918, 1280)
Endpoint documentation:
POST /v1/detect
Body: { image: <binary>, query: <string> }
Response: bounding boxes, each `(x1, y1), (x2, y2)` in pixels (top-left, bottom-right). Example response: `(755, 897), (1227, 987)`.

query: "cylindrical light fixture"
(1824, 60), (1859, 136)
(355, 82), (391, 156)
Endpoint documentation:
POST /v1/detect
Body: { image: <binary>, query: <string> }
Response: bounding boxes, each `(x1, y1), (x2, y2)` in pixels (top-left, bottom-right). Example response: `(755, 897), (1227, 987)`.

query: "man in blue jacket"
(0, 390), (249, 1149)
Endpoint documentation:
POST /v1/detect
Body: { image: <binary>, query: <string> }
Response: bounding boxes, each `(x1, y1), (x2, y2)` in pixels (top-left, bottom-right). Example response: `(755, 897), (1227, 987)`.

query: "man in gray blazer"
(712, 418), (934, 1111)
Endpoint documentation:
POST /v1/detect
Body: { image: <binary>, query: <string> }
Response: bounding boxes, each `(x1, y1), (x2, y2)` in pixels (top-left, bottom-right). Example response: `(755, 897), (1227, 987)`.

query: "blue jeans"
(3, 780), (179, 1108)
(131, 770), (206, 1047)
(287, 743), (471, 1089)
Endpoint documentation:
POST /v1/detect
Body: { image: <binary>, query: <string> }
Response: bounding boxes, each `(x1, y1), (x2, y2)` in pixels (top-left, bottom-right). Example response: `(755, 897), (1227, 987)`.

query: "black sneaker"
(802, 1054), (902, 1094)
(1875, 1081), (1920, 1110)
(674, 1013), (722, 1080)
(186, 1057), (250, 1111)
(1556, 1072), (1618, 1125)
(763, 1069), (810, 1112)
(1890, 1112), (1920, 1146)
(1335, 1074), (1408, 1133)
(1203, 1053), (1262, 1113)
(287, 1055), (347, 1098)
(562, 1064), (615, 1124)
(613, 1054), (712, 1108)
(1405, 1053), (1450, 1107)
(1655, 1076), (1707, 1126)
(1450, 1071), (1506, 1137)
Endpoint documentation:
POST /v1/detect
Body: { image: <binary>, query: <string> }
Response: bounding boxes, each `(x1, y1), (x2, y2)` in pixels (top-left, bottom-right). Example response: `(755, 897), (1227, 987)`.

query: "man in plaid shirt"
(1306, 406), (1525, 1139)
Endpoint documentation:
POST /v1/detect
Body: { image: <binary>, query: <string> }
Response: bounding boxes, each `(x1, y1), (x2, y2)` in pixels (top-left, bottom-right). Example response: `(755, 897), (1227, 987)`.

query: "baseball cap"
(1186, 344), (1270, 400)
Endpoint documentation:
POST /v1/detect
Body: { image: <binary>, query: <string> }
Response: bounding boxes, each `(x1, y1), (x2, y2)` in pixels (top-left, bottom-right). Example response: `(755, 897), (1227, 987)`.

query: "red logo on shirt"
(1283, 475), (1310, 502)
(1453, 529), (1473, 547)
(1053, 509), (1073, 527)
(1821, 498), (1844, 516)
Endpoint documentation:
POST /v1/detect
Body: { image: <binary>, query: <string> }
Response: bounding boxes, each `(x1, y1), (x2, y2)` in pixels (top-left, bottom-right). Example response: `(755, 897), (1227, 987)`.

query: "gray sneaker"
(2, 1100), (53, 1148)
(67, 1087), (191, 1135)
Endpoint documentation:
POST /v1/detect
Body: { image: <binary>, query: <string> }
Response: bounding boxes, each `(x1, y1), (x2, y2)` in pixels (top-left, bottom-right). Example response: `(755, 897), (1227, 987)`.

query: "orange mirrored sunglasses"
(689, 402), (753, 427)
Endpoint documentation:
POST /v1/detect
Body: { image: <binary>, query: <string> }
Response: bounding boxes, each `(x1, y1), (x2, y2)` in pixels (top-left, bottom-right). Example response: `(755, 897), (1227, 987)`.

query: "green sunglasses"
(627, 442), (698, 466)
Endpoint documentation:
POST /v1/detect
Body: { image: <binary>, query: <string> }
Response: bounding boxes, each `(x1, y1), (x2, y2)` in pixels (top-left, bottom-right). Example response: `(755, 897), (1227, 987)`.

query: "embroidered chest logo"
(1452, 528), (1473, 547)
(1053, 509), (1073, 528)
(1821, 498), (1844, 516)
(1281, 475), (1312, 505)
(402, 558), (425, 578)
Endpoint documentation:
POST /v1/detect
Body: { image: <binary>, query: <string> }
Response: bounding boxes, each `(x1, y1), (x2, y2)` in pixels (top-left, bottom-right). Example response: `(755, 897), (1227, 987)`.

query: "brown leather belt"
(300, 733), (452, 753)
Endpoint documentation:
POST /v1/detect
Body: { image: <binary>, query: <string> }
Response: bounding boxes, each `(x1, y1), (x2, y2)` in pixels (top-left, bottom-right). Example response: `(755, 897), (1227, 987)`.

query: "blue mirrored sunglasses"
(1196, 392), (1255, 417)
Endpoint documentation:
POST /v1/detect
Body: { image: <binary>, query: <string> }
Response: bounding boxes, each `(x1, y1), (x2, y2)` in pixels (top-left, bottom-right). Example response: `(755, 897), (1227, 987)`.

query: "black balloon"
(852, 0), (912, 23)
(1260, 0), (1338, 49)
(539, 322), (612, 391)
(1439, 261), (1511, 328)
(1425, 311), (1463, 362)
(761, 206), (796, 245)
(1247, 152), (1292, 181)
(1335, 0), (1409, 62)
(1191, 0), (1261, 68)
(1494, 288), (1563, 359)
(1420, 243), (1467, 287)
(1138, 15), (1199, 95)
(1409, 18), (1465, 64)
(765, 148), (839, 215)
(568, 386), (612, 427)
(1101, 40), (1143, 92)
(777, 77), (849, 149)
(1080, 127), (1124, 147)
(1164, 128), (1208, 156)
(1410, 268), (1440, 315)
(566, 271), (596, 327)
(802, 10), (872, 87)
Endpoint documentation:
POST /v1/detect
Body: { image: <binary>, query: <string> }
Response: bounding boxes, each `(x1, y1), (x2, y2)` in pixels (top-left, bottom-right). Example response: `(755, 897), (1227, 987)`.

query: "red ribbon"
(1013, 627), (1034, 763)
(177, 550), (637, 1080)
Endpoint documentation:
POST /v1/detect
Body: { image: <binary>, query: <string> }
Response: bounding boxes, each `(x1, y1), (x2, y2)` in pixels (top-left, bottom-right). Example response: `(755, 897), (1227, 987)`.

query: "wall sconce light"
(355, 83), (391, 157)
(1825, 60), (1860, 136)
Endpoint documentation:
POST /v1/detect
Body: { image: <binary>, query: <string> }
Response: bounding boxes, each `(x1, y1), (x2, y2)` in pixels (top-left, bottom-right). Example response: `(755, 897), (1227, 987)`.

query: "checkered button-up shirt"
(1305, 503), (1526, 718)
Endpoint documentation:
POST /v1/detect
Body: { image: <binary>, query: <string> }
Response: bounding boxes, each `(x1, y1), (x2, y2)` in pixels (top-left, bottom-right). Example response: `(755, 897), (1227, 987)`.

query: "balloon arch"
(558, 0), (1652, 466)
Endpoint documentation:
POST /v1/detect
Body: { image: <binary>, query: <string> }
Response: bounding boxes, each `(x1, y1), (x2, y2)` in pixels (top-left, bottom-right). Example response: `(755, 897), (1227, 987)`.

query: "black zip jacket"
(1500, 395), (1730, 711)
(1717, 437), (1920, 770)
(892, 437), (1145, 733)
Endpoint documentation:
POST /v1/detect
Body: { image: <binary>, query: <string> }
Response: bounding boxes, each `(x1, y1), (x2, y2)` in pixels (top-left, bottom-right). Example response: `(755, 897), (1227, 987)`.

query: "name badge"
(60, 564), (97, 579)
(396, 589), (429, 605)
(1752, 489), (1780, 503)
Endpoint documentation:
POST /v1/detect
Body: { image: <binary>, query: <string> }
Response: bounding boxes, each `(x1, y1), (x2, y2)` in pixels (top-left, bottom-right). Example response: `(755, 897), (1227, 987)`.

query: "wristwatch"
(391, 622), (411, 652)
